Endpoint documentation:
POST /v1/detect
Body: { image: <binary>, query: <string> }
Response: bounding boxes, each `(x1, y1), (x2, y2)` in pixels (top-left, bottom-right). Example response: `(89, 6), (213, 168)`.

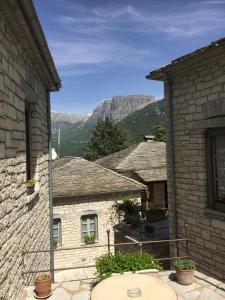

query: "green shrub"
(174, 259), (195, 270)
(83, 234), (95, 243)
(95, 252), (162, 279)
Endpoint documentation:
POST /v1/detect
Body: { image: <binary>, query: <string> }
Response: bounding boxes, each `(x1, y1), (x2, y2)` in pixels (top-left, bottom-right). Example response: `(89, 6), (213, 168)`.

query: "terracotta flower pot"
(35, 274), (52, 298)
(175, 268), (195, 285)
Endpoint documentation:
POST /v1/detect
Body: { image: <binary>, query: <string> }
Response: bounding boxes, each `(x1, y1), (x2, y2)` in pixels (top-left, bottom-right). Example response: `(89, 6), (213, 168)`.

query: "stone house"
(147, 37), (225, 280)
(52, 157), (146, 269)
(0, 1), (60, 300)
(96, 136), (167, 210)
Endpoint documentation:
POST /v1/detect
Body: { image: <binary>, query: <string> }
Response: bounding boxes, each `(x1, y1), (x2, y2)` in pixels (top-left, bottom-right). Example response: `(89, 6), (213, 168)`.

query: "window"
(81, 214), (98, 242)
(25, 105), (32, 180)
(207, 128), (225, 212)
(53, 218), (61, 247)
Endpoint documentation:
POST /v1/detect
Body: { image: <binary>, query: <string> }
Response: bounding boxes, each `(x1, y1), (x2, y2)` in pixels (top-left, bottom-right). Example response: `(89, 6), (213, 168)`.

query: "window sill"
(81, 241), (99, 247)
(205, 208), (225, 221)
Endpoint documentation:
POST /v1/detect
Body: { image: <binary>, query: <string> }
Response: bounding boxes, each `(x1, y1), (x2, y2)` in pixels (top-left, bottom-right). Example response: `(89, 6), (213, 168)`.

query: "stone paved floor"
(21, 270), (225, 300)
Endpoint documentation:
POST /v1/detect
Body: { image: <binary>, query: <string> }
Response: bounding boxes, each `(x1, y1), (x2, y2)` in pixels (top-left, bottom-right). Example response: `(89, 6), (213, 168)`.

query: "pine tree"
(153, 123), (165, 142)
(84, 118), (127, 160)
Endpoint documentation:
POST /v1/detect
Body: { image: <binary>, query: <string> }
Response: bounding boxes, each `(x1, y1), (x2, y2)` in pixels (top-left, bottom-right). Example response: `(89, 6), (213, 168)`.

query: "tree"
(84, 118), (127, 160)
(153, 123), (165, 142)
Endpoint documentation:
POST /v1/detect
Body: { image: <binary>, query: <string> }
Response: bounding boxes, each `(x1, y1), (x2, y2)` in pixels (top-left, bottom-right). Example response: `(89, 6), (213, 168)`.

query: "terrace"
(19, 236), (225, 300)
(22, 270), (225, 300)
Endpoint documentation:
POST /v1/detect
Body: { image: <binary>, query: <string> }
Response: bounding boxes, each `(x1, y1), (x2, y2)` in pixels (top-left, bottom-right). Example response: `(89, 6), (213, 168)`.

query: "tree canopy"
(153, 123), (165, 142)
(84, 118), (127, 160)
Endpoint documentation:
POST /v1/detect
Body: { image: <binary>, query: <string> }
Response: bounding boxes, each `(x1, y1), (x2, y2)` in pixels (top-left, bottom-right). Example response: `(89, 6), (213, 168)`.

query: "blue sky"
(34, 0), (225, 115)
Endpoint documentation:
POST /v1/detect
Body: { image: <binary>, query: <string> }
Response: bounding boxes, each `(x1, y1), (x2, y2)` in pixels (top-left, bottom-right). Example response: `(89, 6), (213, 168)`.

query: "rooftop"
(53, 157), (146, 199)
(146, 36), (225, 81)
(95, 139), (166, 182)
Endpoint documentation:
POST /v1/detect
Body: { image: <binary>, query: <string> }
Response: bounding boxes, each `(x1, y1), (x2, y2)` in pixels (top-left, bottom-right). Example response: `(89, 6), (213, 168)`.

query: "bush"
(111, 198), (143, 223)
(95, 252), (162, 279)
(174, 259), (195, 271)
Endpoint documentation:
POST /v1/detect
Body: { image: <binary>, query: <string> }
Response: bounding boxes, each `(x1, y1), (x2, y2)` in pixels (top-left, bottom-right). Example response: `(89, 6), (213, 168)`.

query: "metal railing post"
(139, 243), (143, 255)
(185, 224), (189, 257)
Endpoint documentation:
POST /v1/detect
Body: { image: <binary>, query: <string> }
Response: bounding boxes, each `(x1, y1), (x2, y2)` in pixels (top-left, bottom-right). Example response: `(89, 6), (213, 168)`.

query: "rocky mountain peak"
(89, 95), (155, 123)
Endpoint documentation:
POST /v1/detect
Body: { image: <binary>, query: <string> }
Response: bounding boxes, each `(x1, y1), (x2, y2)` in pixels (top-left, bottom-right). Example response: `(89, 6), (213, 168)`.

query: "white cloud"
(49, 38), (152, 76)
(54, 2), (225, 38)
(50, 1), (225, 76)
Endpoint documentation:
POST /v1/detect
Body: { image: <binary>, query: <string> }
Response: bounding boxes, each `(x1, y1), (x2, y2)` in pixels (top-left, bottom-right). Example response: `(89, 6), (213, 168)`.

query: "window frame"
(206, 127), (225, 212)
(81, 214), (98, 242)
(53, 218), (62, 247)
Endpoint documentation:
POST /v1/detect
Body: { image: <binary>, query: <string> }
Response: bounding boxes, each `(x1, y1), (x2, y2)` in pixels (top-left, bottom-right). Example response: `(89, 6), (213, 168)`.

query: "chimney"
(144, 135), (155, 141)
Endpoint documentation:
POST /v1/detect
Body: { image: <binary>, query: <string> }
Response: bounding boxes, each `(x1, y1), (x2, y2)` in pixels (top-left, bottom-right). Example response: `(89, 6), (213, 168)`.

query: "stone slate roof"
(52, 157), (73, 169)
(96, 140), (166, 170)
(53, 157), (146, 199)
(135, 168), (167, 183)
(146, 36), (225, 80)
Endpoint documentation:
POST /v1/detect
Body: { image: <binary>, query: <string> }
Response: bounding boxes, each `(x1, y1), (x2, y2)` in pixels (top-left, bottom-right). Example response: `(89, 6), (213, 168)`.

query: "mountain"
(89, 95), (155, 123)
(51, 112), (89, 133)
(52, 98), (165, 157)
(118, 99), (165, 144)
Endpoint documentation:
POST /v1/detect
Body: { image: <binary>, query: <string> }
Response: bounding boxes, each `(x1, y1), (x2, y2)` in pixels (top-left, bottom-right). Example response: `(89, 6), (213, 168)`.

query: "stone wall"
(53, 193), (140, 270)
(151, 182), (166, 208)
(165, 52), (225, 280)
(0, 12), (50, 300)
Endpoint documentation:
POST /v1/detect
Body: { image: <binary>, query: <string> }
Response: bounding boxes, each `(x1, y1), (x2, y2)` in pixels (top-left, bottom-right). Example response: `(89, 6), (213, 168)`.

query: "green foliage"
(153, 123), (165, 142)
(174, 259), (196, 271)
(84, 118), (127, 160)
(25, 178), (38, 185)
(111, 198), (142, 223)
(83, 234), (95, 243)
(95, 252), (162, 279)
(52, 239), (58, 249)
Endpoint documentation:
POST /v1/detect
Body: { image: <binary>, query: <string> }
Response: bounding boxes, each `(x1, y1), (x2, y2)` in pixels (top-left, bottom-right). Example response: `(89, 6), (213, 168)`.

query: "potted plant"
(25, 178), (37, 195)
(34, 273), (52, 298)
(174, 259), (196, 285)
(83, 234), (95, 244)
(52, 239), (58, 249)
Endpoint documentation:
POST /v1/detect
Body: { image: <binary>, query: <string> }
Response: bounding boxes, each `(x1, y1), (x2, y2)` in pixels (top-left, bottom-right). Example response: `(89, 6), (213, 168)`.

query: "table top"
(91, 273), (177, 300)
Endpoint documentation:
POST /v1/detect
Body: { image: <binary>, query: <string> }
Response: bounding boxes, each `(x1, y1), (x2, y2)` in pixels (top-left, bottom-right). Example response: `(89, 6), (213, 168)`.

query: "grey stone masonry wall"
(165, 53), (225, 281)
(0, 12), (50, 300)
(53, 193), (141, 270)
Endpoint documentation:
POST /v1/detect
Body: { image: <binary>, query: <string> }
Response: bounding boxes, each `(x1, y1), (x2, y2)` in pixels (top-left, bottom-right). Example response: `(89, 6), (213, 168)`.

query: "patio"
(20, 270), (225, 300)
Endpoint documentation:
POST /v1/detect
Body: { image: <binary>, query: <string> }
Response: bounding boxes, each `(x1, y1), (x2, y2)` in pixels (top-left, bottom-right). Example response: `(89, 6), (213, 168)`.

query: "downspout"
(47, 90), (54, 282)
(164, 72), (178, 255)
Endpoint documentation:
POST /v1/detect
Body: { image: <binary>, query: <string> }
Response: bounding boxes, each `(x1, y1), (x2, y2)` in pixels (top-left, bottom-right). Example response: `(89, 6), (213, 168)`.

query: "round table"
(91, 274), (177, 300)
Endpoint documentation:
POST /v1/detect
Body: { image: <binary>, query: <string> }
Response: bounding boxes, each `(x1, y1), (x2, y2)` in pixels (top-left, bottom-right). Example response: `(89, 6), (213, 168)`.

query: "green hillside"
(52, 99), (165, 157)
(118, 99), (165, 144)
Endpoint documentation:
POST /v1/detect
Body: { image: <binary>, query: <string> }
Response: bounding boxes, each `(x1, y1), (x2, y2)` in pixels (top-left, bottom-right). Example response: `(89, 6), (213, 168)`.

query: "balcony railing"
(22, 235), (190, 282)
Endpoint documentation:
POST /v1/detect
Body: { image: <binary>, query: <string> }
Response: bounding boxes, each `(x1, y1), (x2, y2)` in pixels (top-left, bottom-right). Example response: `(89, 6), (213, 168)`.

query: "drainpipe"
(47, 90), (54, 282)
(164, 72), (177, 256)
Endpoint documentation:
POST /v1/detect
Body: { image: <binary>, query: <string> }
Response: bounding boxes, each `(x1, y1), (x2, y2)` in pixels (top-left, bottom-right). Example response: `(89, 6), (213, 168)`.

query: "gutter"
(164, 73), (178, 254)
(47, 90), (54, 282)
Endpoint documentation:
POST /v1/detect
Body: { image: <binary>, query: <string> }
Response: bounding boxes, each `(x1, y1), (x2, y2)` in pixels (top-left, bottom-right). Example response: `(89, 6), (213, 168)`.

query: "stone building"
(147, 37), (225, 280)
(96, 137), (167, 209)
(0, 1), (60, 300)
(52, 157), (146, 269)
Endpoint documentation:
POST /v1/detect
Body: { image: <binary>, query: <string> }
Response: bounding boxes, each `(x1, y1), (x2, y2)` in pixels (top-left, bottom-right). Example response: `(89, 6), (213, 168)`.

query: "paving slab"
(20, 270), (225, 300)
(71, 291), (90, 300)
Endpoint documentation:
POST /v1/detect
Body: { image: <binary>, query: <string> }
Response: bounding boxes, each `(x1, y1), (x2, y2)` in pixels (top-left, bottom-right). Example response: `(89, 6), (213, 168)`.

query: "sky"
(33, 0), (225, 115)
